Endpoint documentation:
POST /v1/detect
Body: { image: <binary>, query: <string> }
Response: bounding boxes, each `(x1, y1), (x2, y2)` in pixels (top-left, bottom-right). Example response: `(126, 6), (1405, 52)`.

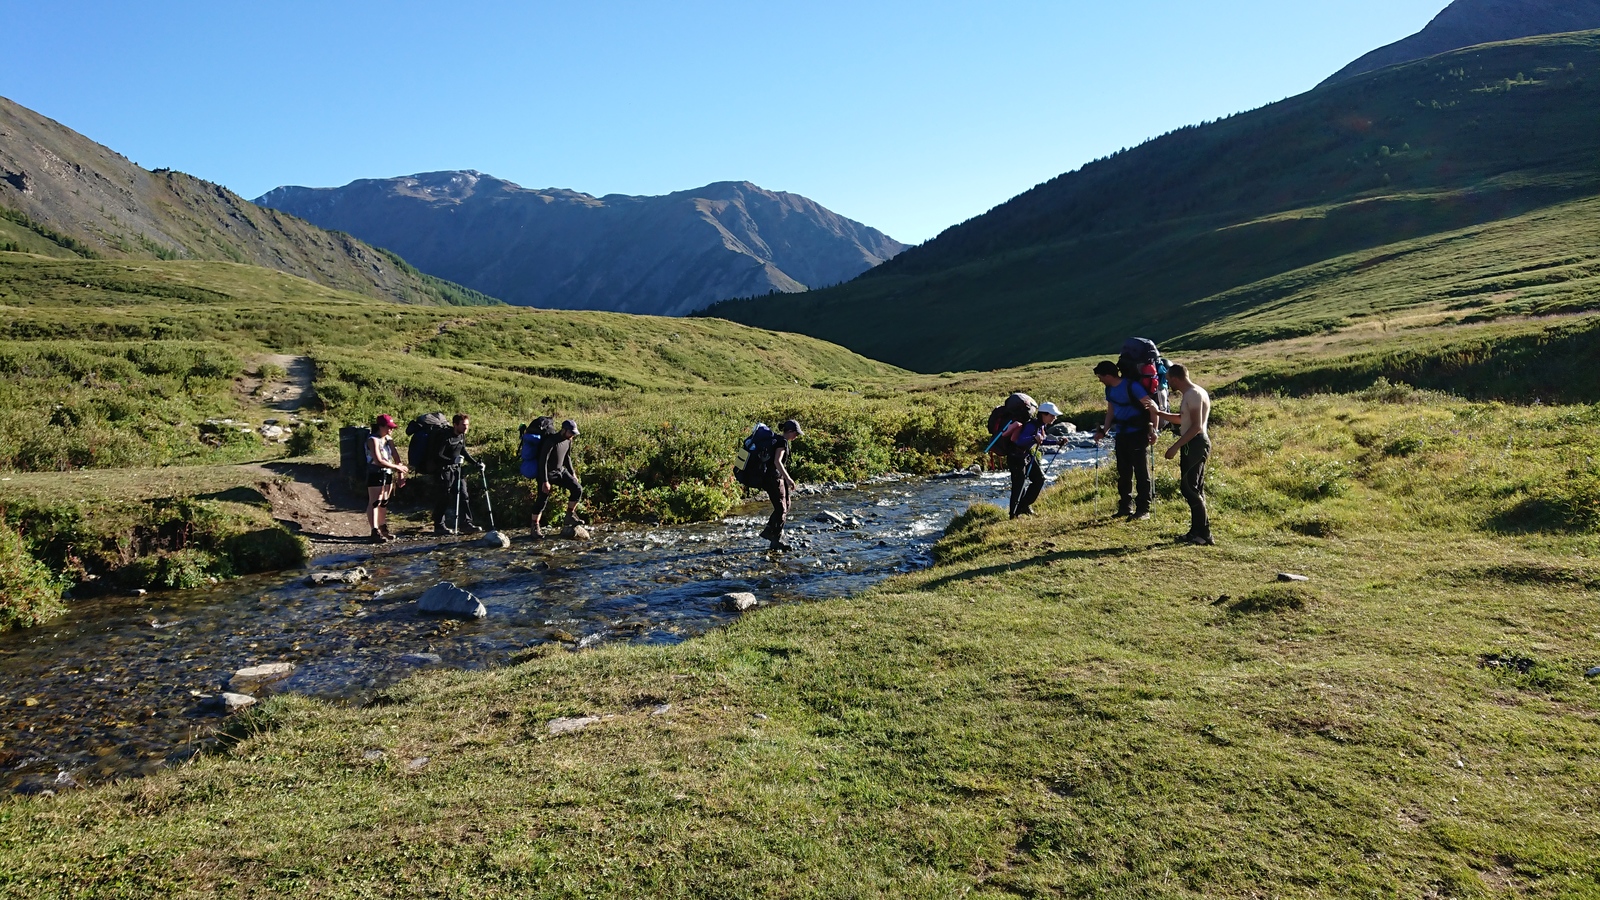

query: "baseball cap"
(1093, 361), (1119, 377)
(562, 419), (580, 435)
(780, 419), (803, 436)
(375, 414), (397, 429)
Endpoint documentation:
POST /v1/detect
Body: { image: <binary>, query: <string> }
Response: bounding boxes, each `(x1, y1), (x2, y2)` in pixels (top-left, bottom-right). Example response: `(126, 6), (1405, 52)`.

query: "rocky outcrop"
(1322, 0), (1600, 86)
(256, 173), (906, 316)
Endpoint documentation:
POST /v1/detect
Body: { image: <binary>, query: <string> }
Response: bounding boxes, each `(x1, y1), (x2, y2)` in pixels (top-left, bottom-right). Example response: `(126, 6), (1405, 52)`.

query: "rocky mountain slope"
(1322, 0), (1600, 86)
(0, 95), (495, 306)
(704, 32), (1600, 371)
(256, 173), (905, 316)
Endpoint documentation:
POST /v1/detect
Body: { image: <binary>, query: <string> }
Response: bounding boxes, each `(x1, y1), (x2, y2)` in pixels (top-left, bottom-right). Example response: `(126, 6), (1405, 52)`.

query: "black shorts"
(367, 469), (394, 488)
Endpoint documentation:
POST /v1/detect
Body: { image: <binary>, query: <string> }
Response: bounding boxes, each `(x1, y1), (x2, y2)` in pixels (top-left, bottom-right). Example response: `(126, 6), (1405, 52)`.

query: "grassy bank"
(2, 392), (1595, 896)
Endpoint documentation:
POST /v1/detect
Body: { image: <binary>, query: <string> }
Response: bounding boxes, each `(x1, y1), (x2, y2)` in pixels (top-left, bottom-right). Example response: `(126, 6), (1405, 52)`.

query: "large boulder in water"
(229, 662), (295, 694)
(417, 582), (487, 619)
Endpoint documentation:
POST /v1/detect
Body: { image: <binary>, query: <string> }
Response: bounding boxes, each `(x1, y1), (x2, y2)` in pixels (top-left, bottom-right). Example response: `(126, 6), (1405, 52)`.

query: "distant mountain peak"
(1322, 0), (1600, 86)
(256, 173), (905, 317)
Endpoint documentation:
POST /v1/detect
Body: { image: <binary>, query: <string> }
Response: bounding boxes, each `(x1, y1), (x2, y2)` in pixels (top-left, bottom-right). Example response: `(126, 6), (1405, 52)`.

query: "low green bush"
(0, 519), (64, 631)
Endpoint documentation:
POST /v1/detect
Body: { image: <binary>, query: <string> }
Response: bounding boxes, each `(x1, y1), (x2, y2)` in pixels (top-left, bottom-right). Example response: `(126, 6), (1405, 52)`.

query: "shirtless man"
(1148, 364), (1213, 545)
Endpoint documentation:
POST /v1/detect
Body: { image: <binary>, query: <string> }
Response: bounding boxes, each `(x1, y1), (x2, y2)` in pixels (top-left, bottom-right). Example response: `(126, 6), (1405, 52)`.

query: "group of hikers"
(359, 412), (586, 543)
(356, 336), (1211, 550)
(993, 337), (1213, 546)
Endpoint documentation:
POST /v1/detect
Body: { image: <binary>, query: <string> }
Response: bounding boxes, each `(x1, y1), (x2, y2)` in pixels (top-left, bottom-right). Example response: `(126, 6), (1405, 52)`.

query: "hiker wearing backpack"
(364, 414), (408, 543)
(1147, 364), (1213, 545)
(760, 420), (803, 552)
(999, 402), (1066, 518)
(430, 413), (483, 535)
(1093, 360), (1160, 520)
(530, 419), (585, 538)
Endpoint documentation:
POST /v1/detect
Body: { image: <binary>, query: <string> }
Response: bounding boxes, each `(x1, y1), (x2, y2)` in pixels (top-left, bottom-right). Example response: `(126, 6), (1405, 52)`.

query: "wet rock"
(229, 662), (295, 693)
(482, 531), (511, 549)
(844, 516), (864, 528)
(1586, 666), (1600, 679)
(549, 716), (601, 736)
(307, 566), (368, 586)
(417, 582), (486, 619)
(260, 425), (286, 440)
(1277, 573), (1311, 582)
(400, 652), (443, 665)
(206, 692), (258, 714)
(54, 771), (81, 790)
(816, 511), (847, 525)
(564, 525), (593, 541)
(722, 592), (758, 612)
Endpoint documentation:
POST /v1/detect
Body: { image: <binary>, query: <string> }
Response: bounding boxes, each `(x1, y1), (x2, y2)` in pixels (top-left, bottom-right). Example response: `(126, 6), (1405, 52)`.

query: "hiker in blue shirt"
(999, 402), (1066, 518)
(1093, 360), (1160, 519)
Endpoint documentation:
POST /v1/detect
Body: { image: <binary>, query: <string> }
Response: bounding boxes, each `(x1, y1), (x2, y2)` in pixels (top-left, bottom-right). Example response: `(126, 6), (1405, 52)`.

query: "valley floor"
(2, 393), (1596, 898)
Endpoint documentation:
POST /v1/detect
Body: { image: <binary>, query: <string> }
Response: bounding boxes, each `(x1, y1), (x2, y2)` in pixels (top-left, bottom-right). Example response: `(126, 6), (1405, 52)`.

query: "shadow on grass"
(921, 543), (1168, 590)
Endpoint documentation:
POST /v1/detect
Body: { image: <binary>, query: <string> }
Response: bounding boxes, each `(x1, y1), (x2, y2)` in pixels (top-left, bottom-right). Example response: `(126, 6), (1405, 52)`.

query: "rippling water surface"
(0, 451), (1099, 792)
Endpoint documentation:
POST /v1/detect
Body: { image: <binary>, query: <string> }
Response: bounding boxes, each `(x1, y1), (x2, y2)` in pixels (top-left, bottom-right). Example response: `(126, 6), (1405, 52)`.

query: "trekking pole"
(451, 465), (463, 533)
(478, 465), (497, 531)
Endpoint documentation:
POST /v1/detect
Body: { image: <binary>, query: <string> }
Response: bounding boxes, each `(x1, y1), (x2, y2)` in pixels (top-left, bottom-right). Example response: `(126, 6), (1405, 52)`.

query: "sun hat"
(1037, 402), (1061, 416)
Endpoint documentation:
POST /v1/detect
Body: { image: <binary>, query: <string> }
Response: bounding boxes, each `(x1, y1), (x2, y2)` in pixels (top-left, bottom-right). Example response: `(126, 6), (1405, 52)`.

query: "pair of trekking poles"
(447, 459), (499, 534)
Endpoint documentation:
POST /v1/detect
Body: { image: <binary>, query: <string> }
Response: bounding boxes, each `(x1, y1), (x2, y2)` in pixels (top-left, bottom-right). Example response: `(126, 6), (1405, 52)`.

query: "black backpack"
(986, 393), (1037, 452)
(406, 412), (452, 475)
(733, 424), (777, 488)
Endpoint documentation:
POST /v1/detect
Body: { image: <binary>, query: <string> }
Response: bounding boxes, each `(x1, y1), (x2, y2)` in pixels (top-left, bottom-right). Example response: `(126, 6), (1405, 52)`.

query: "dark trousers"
(1008, 452), (1044, 517)
(761, 481), (790, 541)
(1114, 427), (1152, 515)
(1180, 436), (1211, 540)
(431, 467), (476, 529)
(530, 472), (583, 521)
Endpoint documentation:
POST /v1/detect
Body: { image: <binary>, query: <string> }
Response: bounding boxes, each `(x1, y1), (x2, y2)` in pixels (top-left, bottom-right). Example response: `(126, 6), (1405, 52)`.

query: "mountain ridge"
(256, 173), (905, 317)
(0, 95), (496, 307)
(1322, 0), (1600, 86)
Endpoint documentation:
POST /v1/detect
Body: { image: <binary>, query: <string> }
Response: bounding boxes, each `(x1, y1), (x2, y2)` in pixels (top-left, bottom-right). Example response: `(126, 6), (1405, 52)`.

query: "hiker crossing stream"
(0, 448), (1100, 792)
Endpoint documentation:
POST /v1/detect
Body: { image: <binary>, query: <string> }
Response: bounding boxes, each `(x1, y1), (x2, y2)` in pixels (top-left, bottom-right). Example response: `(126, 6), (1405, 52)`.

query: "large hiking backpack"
(986, 392), (1037, 453)
(733, 424), (776, 488)
(406, 412), (452, 475)
(518, 415), (557, 479)
(1118, 338), (1165, 401)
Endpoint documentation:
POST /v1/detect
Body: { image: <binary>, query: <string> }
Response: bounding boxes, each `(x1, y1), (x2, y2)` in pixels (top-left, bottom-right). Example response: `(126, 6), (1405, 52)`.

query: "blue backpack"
(519, 416), (557, 478)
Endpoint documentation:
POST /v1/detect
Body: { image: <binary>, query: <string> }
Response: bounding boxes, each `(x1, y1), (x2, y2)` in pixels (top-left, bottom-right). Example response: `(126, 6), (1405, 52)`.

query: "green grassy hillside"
(704, 32), (1600, 371)
(0, 95), (498, 308)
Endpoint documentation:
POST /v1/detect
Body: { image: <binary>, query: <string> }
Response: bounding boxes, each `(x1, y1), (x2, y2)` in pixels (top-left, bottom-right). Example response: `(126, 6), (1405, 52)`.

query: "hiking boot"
(530, 522), (544, 539)
(1015, 505), (1034, 517)
(370, 528), (385, 545)
(461, 524), (483, 534)
(434, 523), (457, 536)
(379, 525), (396, 542)
(1129, 511), (1150, 521)
(566, 512), (588, 526)
(770, 539), (793, 552)
(1187, 534), (1215, 546)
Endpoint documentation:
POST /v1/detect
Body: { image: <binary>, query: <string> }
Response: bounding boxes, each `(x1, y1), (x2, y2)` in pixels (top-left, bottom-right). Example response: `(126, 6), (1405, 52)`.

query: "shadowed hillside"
(1323, 0), (1600, 86)
(703, 32), (1600, 372)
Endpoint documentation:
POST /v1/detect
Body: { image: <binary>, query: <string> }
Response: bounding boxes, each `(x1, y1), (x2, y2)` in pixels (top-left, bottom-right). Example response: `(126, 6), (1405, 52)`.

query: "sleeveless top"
(366, 432), (397, 468)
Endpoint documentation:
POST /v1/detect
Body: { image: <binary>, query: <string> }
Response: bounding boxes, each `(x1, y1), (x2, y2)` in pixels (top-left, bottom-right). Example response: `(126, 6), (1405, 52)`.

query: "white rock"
(722, 592), (758, 612)
(564, 525), (593, 541)
(229, 662), (295, 693)
(816, 511), (847, 525)
(548, 716), (601, 736)
(1277, 573), (1311, 582)
(650, 704), (672, 716)
(308, 566), (368, 586)
(416, 582), (486, 619)
(406, 757), (430, 772)
(219, 688), (256, 711)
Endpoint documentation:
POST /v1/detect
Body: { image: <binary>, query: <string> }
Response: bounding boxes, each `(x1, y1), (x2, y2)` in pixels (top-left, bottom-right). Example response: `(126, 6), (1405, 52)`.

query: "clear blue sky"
(7, 0), (1450, 243)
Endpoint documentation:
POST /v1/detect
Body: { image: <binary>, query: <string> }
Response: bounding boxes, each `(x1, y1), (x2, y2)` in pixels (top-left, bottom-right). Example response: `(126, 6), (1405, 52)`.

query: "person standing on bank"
(1148, 364), (1213, 545)
(1000, 402), (1065, 518)
(1093, 360), (1160, 519)
(760, 419), (803, 552)
(431, 413), (483, 535)
(365, 414), (408, 543)
(531, 419), (585, 538)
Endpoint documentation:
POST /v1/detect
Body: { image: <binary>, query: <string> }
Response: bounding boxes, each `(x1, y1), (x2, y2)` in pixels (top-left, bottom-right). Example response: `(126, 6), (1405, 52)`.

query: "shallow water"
(0, 448), (1100, 792)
